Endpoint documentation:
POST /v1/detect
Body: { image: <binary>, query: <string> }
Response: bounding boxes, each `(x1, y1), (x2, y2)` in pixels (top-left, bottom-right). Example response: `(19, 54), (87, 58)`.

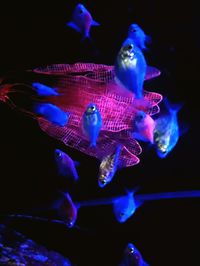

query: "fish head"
(116, 209), (132, 223)
(134, 111), (146, 124)
(73, 4), (92, 31)
(125, 243), (143, 264)
(113, 195), (136, 223)
(85, 103), (98, 115)
(54, 148), (64, 163)
(119, 38), (135, 62)
(98, 172), (110, 188)
(66, 216), (76, 228)
(133, 112), (155, 143)
(125, 243), (136, 255)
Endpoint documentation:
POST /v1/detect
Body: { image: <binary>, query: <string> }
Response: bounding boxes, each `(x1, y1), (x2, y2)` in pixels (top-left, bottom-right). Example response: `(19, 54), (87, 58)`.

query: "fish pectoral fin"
(66, 21), (81, 33)
(91, 20), (100, 26)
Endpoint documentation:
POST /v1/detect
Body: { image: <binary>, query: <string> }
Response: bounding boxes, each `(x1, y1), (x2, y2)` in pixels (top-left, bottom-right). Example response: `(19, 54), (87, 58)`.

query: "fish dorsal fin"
(163, 97), (184, 114)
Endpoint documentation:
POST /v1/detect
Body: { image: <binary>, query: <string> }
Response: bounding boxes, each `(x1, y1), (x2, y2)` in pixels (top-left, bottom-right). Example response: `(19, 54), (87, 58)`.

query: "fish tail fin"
(124, 186), (143, 208)
(33, 102), (45, 115)
(89, 141), (96, 148)
(75, 202), (81, 210)
(124, 185), (141, 196)
(163, 97), (183, 114)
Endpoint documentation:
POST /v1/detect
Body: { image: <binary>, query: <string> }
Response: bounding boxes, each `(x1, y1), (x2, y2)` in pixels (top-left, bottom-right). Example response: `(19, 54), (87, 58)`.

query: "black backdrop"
(0, 1), (199, 265)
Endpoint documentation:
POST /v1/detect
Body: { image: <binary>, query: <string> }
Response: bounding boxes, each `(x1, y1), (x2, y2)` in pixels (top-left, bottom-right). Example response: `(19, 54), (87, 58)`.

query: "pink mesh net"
(1, 63), (162, 167)
(32, 63), (162, 167)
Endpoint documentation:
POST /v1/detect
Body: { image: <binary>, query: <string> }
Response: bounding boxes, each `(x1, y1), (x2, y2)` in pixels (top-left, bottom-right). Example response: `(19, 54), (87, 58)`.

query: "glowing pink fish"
(54, 148), (80, 182)
(66, 3), (100, 40)
(132, 110), (155, 143)
(54, 192), (79, 228)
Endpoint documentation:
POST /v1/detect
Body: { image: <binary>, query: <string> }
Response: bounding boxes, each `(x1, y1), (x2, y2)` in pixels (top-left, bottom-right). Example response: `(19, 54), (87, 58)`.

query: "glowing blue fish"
(113, 189), (140, 223)
(115, 37), (147, 99)
(34, 103), (70, 126)
(98, 144), (122, 188)
(66, 3), (100, 40)
(153, 98), (183, 158)
(32, 82), (59, 96)
(119, 242), (149, 266)
(54, 148), (80, 182)
(76, 190), (200, 224)
(82, 103), (102, 147)
(128, 23), (151, 50)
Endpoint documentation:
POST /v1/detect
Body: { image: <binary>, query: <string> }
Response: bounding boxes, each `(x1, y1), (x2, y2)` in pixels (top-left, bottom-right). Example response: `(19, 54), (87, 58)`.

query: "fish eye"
(128, 247), (134, 253)
(79, 9), (83, 14)
(89, 105), (96, 111)
(127, 44), (133, 51)
(55, 150), (62, 157)
(154, 131), (159, 138)
(136, 112), (145, 121)
(120, 212), (124, 217)
(67, 221), (74, 228)
(131, 28), (136, 32)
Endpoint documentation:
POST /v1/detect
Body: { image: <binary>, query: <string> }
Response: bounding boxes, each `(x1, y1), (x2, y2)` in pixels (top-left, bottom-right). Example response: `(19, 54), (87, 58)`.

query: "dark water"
(0, 1), (199, 265)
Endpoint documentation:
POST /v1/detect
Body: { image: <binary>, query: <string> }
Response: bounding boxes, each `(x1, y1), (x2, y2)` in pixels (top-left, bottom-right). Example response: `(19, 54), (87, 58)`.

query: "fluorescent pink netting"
(30, 63), (162, 167)
(32, 63), (161, 81)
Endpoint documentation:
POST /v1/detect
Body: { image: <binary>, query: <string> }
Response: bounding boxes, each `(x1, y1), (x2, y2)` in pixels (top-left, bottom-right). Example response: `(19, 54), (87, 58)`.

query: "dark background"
(0, 1), (199, 265)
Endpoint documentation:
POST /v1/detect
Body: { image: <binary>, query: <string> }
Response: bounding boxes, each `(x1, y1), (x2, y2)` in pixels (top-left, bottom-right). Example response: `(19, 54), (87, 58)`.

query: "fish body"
(54, 149), (79, 182)
(119, 243), (149, 266)
(113, 190), (139, 223)
(66, 3), (100, 40)
(153, 99), (182, 158)
(34, 103), (70, 126)
(32, 82), (59, 96)
(132, 111), (155, 143)
(98, 145), (122, 187)
(56, 192), (78, 228)
(115, 38), (147, 99)
(82, 103), (102, 147)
